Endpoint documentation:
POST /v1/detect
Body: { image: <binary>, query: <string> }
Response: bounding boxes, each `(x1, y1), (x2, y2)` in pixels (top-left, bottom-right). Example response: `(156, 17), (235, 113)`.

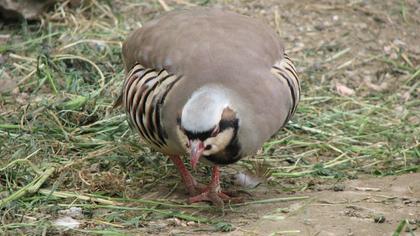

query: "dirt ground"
(1, 0), (419, 235)
(229, 173), (420, 236)
(123, 173), (419, 235)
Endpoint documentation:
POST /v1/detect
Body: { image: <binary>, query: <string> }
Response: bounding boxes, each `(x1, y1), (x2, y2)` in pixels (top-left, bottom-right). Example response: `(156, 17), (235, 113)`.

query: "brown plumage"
(117, 8), (300, 206)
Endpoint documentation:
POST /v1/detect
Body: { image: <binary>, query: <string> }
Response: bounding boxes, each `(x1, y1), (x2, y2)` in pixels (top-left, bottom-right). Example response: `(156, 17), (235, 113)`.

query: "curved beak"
(190, 139), (204, 170)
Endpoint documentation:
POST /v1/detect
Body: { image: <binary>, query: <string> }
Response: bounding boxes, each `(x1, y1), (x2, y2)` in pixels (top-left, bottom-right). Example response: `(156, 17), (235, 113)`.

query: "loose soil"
(131, 173), (419, 235)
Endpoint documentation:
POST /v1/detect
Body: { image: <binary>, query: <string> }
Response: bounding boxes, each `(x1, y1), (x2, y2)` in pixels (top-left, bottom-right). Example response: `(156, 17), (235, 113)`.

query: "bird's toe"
(188, 189), (243, 207)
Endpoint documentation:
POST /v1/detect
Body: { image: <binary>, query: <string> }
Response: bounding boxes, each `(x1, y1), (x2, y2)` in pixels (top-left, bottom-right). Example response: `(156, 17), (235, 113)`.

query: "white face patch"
(181, 85), (230, 132)
(202, 128), (234, 156)
(176, 125), (235, 157)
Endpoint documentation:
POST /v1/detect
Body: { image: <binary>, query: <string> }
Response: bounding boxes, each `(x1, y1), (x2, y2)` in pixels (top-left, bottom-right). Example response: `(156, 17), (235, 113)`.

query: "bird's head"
(177, 85), (240, 169)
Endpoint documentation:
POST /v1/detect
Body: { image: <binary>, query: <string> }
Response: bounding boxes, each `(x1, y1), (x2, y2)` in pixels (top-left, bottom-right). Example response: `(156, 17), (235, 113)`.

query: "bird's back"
(123, 8), (284, 79)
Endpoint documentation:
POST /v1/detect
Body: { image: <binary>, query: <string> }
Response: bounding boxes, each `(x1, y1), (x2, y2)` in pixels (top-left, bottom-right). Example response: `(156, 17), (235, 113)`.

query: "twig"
(52, 54), (105, 91)
(54, 203), (210, 223)
(59, 39), (121, 51)
(0, 150), (42, 174)
(0, 166), (56, 208)
(38, 189), (119, 205)
(232, 196), (309, 206)
(158, 0), (171, 11)
(272, 153), (363, 177)
(324, 48), (351, 63)
(288, 122), (364, 144)
(353, 187), (381, 192)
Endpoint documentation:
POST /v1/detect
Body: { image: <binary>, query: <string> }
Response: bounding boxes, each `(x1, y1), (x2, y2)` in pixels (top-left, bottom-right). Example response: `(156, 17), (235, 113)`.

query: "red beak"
(190, 140), (204, 170)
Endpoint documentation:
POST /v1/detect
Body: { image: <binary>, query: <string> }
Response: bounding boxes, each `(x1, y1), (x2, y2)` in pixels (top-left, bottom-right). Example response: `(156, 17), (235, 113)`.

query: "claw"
(188, 166), (243, 207)
(169, 156), (244, 206)
(188, 189), (243, 207)
(185, 181), (207, 196)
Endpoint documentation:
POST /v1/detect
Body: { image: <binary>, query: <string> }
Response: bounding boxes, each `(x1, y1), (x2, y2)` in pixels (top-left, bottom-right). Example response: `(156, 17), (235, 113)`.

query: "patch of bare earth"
(226, 173), (420, 236)
(148, 174), (419, 235)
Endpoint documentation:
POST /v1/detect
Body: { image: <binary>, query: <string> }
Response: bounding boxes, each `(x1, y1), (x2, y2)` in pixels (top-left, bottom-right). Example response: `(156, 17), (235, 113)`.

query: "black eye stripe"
(184, 129), (214, 141)
(182, 118), (239, 141)
(219, 119), (238, 131)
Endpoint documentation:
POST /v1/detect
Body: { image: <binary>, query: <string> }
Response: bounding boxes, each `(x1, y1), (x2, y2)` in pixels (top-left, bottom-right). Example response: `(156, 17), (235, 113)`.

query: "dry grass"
(0, 0), (419, 235)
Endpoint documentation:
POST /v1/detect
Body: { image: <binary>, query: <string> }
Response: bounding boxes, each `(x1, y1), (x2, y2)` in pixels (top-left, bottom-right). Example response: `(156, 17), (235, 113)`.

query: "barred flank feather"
(271, 53), (301, 126)
(122, 64), (181, 148)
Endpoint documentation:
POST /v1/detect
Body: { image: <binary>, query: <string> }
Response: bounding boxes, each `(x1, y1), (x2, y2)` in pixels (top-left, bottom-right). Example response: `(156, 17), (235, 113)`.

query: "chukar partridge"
(116, 8), (300, 206)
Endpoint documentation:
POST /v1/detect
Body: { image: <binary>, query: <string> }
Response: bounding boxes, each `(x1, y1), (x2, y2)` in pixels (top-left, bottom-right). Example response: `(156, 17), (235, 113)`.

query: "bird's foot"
(184, 181), (206, 196)
(188, 166), (243, 207)
(169, 155), (206, 196)
(188, 188), (243, 207)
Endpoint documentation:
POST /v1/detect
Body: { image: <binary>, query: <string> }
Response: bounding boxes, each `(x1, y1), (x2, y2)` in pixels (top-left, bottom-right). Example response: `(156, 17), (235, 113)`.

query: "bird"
(115, 8), (300, 207)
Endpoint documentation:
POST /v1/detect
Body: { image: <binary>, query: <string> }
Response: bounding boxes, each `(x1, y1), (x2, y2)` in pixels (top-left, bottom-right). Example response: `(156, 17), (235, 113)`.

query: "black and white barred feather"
(121, 64), (181, 149)
(271, 53), (301, 126)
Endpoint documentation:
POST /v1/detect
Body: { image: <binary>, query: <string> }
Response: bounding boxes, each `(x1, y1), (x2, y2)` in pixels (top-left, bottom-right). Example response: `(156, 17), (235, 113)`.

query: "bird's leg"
(168, 155), (204, 196)
(188, 166), (241, 207)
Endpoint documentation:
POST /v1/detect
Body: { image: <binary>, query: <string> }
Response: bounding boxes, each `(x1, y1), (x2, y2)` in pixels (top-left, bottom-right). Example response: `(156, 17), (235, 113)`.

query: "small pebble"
(53, 216), (80, 229)
(373, 214), (385, 223)
(186, 221), (196, 226)
(278, 208), (290, 213)
(333, 184), (345, 191)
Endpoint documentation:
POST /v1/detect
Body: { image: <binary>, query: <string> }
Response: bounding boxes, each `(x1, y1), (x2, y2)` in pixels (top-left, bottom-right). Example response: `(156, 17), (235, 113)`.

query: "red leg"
(188, 166), (241, 207)
(168, 155), (203, 196)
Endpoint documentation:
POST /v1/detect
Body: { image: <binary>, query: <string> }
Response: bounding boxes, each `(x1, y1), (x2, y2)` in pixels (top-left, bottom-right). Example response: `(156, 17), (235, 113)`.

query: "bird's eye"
(205, 145), (212, 150)
(186, 141), (190, 148)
